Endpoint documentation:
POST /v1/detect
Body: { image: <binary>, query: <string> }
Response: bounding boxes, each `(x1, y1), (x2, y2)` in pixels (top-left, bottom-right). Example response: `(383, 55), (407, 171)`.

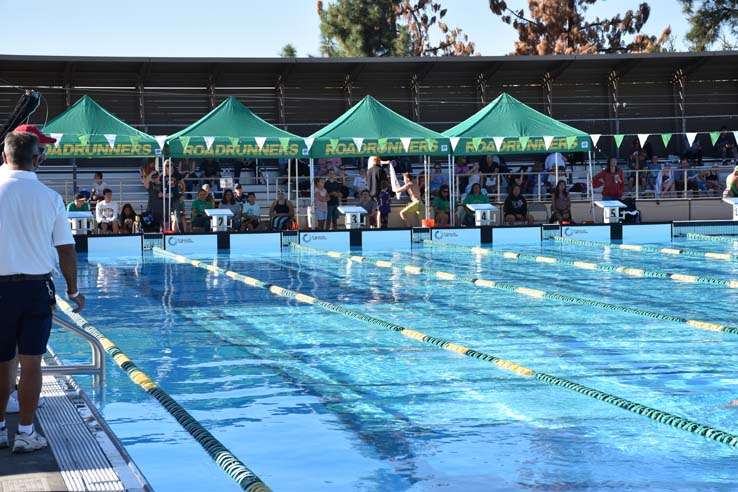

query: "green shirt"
(432, 195), (450, 212)
(191, 198), (210, 218)
(67, 202), (90, 212)
(463, 193), (489, 205)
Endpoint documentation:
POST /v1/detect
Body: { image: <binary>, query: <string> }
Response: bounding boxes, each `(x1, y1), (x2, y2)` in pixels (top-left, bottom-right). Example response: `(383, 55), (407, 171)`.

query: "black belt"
(0, 274), (52, 282)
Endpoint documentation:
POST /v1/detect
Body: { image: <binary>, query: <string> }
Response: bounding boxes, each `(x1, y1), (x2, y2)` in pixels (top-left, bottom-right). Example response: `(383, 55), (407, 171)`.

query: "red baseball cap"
(13, 124), (57, 144)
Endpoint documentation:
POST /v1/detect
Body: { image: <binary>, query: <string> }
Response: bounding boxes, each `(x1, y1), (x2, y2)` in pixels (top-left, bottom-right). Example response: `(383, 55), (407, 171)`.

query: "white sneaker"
(5, 390), (19, 414)
(0, 427), (7, 448)
(12, 430), (47, 453)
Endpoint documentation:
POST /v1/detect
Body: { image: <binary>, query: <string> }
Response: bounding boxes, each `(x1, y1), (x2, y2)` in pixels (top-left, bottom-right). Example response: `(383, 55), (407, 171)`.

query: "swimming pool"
(53, 237), (738, 491)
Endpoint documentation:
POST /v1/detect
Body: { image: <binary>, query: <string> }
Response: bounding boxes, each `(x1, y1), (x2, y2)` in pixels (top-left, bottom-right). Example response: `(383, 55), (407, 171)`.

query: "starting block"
(594, 200), (626, 224)
(67, 211), (94, 235)
(723, 197), (738, 221)
(338, 206), (368, 229)
(465, 203), (497, 226)
(204, 209), (233, 232)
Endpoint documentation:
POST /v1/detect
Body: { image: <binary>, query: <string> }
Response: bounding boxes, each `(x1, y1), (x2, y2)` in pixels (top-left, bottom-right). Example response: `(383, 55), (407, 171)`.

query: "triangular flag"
(155, 135), (167, 150)
(425, 138), (436, 151)
(400, 138), (411, 152)
(352, 137), (364, 152)
(378, 138), (388, 152)
(686, 132), (698, 147)
(255, 137), (267, 150)
(589, 134), (601, 147)
(733, 131), (738, 147)
(104, 134), (116, 149)
(566, 136), (577, 149)
(204, 136), (215, 150)
(661, 133), (672, 148)
(543, 136), (554, 150)
(303, 137), (315, 151)
(709, 131), (720, 146)
(130, 135), (140, 148)
(279, 137), (290, 152)
(50, 133), (63, 148)
(518, 136), (530, 150)
(228, 137), (239, 148)
(472, 137), (483, 151)
(330, 138), (339, 150)
(449, 137), (460, 151)
(78, 134), (90, 147)
(179, 136), (190, 151)
(493, 137), (505, 152)
(613, 134), (624, 148)
(638, 133), (649, 148)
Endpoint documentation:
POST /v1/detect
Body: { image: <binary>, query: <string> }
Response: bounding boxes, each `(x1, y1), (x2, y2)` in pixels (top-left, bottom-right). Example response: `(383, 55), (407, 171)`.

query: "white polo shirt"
(0, 167), (74, 275)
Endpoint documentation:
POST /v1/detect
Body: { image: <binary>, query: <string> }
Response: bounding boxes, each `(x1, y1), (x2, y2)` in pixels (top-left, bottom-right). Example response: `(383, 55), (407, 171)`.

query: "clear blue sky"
(0, 0), (705, 57)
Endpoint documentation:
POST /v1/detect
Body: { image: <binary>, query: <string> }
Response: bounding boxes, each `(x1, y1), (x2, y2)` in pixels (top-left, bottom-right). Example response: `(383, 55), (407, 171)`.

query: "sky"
(0, 0), (707, 58)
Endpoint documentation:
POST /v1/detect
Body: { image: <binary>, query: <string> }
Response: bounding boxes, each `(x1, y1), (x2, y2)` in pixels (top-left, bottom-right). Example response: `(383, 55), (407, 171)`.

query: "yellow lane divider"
(152, 247), (738, 448)
(555, 236), (737, 261)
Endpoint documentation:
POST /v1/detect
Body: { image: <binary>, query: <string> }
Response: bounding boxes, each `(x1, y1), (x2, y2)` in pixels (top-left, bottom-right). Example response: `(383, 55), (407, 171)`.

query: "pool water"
(53, 238), (738, 492)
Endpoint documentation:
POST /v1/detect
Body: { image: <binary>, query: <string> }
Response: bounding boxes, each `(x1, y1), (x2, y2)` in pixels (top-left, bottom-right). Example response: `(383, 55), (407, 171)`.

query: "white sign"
(165, 234), (217, 255)
(622, 224), (671, 244)
(88, 235), (142, 257)
(562, 225), (611, 242)
(300, 231), (350, 251)
(493, 226), (541, 245)
(230, 233), (282, 254)
(361, 230), (411, 251)
(431, 228), (480, 246)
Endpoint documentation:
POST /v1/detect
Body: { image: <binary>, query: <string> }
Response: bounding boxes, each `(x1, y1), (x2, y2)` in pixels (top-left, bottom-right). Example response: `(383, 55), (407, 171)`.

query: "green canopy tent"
(443, 92), (593, 222)
(307, 95), (451, 225)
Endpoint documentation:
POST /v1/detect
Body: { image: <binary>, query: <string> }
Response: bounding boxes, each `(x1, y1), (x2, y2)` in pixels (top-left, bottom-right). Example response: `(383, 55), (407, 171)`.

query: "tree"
(316, 0), (477, 57)
(280, 44), (298, 57)
(488, 0), (671, 55)
(679, 0), (738, 51)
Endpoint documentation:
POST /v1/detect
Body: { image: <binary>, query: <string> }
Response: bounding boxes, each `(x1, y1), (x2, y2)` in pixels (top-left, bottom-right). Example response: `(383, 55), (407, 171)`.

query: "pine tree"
(679, 0), (738, 51)
(280, 44), (298, 57)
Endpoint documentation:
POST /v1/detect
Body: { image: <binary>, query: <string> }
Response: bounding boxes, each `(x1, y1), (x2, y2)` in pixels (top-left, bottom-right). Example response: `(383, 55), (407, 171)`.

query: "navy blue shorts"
(0, 279), (54, 361)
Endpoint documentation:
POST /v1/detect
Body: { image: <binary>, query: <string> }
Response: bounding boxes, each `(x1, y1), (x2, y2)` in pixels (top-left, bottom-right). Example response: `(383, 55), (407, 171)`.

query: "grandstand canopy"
(166, 96), (305, 159)
(42, 95), (159, 159)
(309, 95), (450, 158)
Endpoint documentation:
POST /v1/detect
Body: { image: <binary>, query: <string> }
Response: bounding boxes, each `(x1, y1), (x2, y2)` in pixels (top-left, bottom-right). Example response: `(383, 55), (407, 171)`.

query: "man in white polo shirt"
(0, 129), (85, 453)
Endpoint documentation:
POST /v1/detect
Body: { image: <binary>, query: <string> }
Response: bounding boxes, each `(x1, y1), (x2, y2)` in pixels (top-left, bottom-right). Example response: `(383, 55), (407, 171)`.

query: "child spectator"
(314, 178), (329, 230)
(358, 189), (377, 228)
(95, 189), (120, 234)
(503, 184), (534, 225)
(378, 180), (391, 229)
(218, 188), (241, 231)
(67, 192), (90, 212)
(90, 171), (109, 202)
(240, 192), (261, 231)
(119, 203), (138, 234)
(352, 168), (368, 198)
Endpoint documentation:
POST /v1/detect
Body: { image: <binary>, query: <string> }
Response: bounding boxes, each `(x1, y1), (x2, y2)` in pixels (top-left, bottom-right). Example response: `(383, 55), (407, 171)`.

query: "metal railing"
(44, 316), (106, 396)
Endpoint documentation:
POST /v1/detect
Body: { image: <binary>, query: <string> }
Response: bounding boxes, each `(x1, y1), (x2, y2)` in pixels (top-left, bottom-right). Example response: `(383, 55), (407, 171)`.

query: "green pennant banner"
(78, 134), (90, 147)
(426, 138), (436, 151)
(330, 138), (340, 150)
(129, 135), (140, 148)
(566, 136), (577, 149)
(229, 137), (239, 147)
(518, 136), (530, 150)
(472, 137), (483, 151)
(378, 138), (388, 152)
(710, 131), (720, 146)
(279, 137), (290, 152)
(613, 134), (624, 148)
(661, 133), (672, 148)
(179, 136), (191, 151)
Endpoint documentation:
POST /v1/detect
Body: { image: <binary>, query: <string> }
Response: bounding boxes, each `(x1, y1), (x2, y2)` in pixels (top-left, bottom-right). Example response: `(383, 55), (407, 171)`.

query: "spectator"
(724, 165), (738, 198)
(200, 183), (216, 208)
(675, 157), (706, 194)
(166, 175), (185, 232)
(190, 189), (211, 230)
(352, 168), (368, 198)
(627, 151), (648, 194)
(655, 161), (676, 198)
(218, 189), (241, 231)
(704, 165), (723, 193)
(95, 189), (120, 234)
(269, 190), (295, 231)
(454, 156), (470, 192)
(592, 157), (625, 200)
(143, 171), (164, 229)
(234, 183), (247, 204)
(507, 166), (529, 194)
(682, 134), (703, 167)
(503, 184), (534, 225)
(178, 158), (197, 197)
(460, 183), (489, 226)
(140, 159), (156, 183)
(336, 165), (351, 201)
(378, 180), (391, 229)
(549, 180), (572, 224)
(119, 203), (138, 234)
(646, 154), (661, 191)
(432, 184), (451, 225)
(358, 189), (377, 228)
(464, 162), (483, 194)
(544, 152), (567, 171)
(715, 126), (738, 162)
(629, 138), (644, 171)
(429, 163), (449, 196)
(324, 169), (342, 230)
(90, 171), (109, 202)
(66, 192), (90, 212)
(367, 156), (388, 203)
(313, 178), (329, 230)
(199, 159), (221, 189)
(240, 192), (261, 231)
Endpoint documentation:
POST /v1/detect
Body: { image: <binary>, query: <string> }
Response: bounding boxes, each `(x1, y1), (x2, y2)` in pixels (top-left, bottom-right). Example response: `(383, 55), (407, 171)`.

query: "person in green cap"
(724, 165), (738, 198)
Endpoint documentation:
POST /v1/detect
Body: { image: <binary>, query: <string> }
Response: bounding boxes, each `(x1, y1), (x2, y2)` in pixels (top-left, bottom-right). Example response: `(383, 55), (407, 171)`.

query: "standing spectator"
(90, 171), (109, 202)
(166, 176), (184, 232)
(352, 168), (368, 198)
(544, 152), (568, 171)
(454, 156), (470, 192)
(724, 165), (738, 198)
(269, 190), (295, 231)
(190, 189), (211, 230)
(95, 189), (120, 234)
(143, 171), (164, 229)
(67, 192), (90, 212)
(593, 157), (625, 200)
(503, 184), (534, 225)
(119, 203), (139, 234)
(432, 184), (451, 225)
(366, 156), (388, 203)
(324, 169), (342, 230)
(629, 138), (645, 171)
(0, 130), (84, 453)
(178, 158), (197, 197)
(218, 189), (241, 231)
(313, 178), (329, 230)
(358, 189), (377, 228)
(549, 180), (573, 224)
(140, 159), (156, 183)
(240, 192), (261, 231)
(715, 126), (738, 162)
(378, 181), (392, 229)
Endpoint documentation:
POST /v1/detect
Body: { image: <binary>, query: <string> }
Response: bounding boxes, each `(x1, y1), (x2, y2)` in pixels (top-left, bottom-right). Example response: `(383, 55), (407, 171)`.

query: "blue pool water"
(52, 238), (738, 492)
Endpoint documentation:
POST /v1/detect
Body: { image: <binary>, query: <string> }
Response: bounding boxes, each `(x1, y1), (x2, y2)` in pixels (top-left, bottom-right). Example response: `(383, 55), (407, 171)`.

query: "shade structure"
(166, 96), (305, 159)
(443, 93), (591, 155)
(308, 95), (450, 158)
(42, 95), (159, 158)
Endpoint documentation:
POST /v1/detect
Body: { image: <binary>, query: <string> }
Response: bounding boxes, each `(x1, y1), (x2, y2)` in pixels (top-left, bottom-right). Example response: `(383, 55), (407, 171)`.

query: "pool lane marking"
(292, 243), (738, 337)
(152, 247), (738, 449)
(425, 240), (738, 289)
(554, 236), (737, 262)
(686, 233), (738, 244)
(56, 297), (272, 492)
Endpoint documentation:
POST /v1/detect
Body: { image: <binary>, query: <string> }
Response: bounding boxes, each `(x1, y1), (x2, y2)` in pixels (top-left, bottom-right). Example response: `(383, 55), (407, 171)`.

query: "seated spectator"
(715, 126), (738, 162)
(429, 163), (449, 196)
(592, 157), (624, 200)
(646, 155), (661, 191)
(119, 203), (139, 234)
(90, 171), (109, 202)
(627, 152), (648, 194)
(432, 184), (451, 225)
(352, 168), (368, 198)
(200, 183), (216, 208)
(269, 190), (295, 231)
(460, 183), (489, 226)
(190, 189), (211, 230)
(95, 188), (120, 234)
(704, 165), (724, 193)
(67, 192), (90, 212)
(549, 180), (572, 224)
(724, 165), (738, 198)
(454, 156), (470, 192)
(234, 183), (248, 204)
(545, 152), (567, 171)
(358, 189), (377, 228)
(178, 158), (197, 197)
(628, 138), (645, 171)
(316, 158), (333, 176)
(655, 161), (676, 198)
(503, 184), (534, 225)
(200, 159), (221, 191)
(465, 162), (483, 194)
(682, 134), (703, 166)
(240, 192), (262, 231)
(218, 189), (241, 231)
(675, 157), (706, 194)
